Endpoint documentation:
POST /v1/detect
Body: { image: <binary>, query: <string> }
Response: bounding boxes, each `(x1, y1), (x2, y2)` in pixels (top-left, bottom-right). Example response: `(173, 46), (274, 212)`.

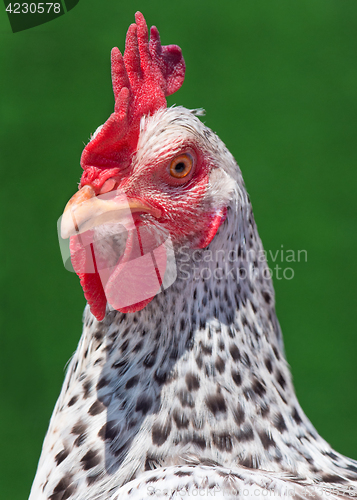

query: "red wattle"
(70, 234), (107, 321)
(70, 223), (169, 320)
(104, 225), (167, 313)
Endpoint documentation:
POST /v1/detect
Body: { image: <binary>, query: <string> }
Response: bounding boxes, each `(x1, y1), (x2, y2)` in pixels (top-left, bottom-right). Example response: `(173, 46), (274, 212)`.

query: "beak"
(61, 185), (161, 239)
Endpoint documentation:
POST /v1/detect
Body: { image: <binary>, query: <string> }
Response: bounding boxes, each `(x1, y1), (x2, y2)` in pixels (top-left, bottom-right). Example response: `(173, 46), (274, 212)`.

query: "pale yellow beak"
(60, 185), (161, 239)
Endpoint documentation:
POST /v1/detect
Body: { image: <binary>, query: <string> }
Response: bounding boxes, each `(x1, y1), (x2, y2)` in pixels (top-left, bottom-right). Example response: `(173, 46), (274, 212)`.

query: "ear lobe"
(197, 207), (227, 249)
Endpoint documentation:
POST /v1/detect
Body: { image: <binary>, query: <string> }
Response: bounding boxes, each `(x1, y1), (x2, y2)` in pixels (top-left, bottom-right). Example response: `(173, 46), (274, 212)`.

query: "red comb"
(80, 12), (185, 190)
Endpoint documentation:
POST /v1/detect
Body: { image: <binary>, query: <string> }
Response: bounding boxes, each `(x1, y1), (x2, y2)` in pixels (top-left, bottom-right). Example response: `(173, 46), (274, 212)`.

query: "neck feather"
(34, 189), (355, 500)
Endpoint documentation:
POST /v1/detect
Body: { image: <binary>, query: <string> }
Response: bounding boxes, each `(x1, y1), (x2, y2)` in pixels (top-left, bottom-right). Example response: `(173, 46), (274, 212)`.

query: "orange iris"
(169, 153), (193, 179)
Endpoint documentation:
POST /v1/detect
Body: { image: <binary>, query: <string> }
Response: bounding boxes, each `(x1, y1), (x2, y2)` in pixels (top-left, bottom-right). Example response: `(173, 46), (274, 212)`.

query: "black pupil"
(174, 162), (186, 173)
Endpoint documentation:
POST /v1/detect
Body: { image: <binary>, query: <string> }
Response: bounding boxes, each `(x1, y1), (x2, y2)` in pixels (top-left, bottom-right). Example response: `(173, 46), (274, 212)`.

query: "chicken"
(29, 12), (357, 500)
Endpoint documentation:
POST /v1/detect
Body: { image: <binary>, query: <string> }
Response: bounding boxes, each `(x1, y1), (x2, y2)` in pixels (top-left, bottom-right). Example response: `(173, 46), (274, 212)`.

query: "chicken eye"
(169, 154), (193, 179)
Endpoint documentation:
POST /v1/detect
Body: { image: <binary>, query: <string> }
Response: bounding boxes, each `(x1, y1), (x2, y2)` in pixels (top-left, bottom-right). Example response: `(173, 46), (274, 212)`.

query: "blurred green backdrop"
(1, 1), (357, 498)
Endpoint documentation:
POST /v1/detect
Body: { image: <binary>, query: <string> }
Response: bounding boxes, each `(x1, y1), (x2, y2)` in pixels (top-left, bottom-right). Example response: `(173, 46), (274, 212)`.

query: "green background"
(1, 1), (357, 498)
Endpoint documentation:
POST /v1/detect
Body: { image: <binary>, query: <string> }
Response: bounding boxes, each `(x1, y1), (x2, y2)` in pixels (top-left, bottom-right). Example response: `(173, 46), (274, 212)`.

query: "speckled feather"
(28, 106), (357, 500)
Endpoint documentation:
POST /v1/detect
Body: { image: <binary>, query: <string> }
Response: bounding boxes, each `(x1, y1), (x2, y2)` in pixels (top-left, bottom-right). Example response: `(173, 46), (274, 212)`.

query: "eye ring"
(169, 153), (193, 179)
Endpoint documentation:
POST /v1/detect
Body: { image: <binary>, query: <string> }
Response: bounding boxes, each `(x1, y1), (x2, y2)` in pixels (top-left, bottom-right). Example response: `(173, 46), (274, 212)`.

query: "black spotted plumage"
(29, 14), (357, 500)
